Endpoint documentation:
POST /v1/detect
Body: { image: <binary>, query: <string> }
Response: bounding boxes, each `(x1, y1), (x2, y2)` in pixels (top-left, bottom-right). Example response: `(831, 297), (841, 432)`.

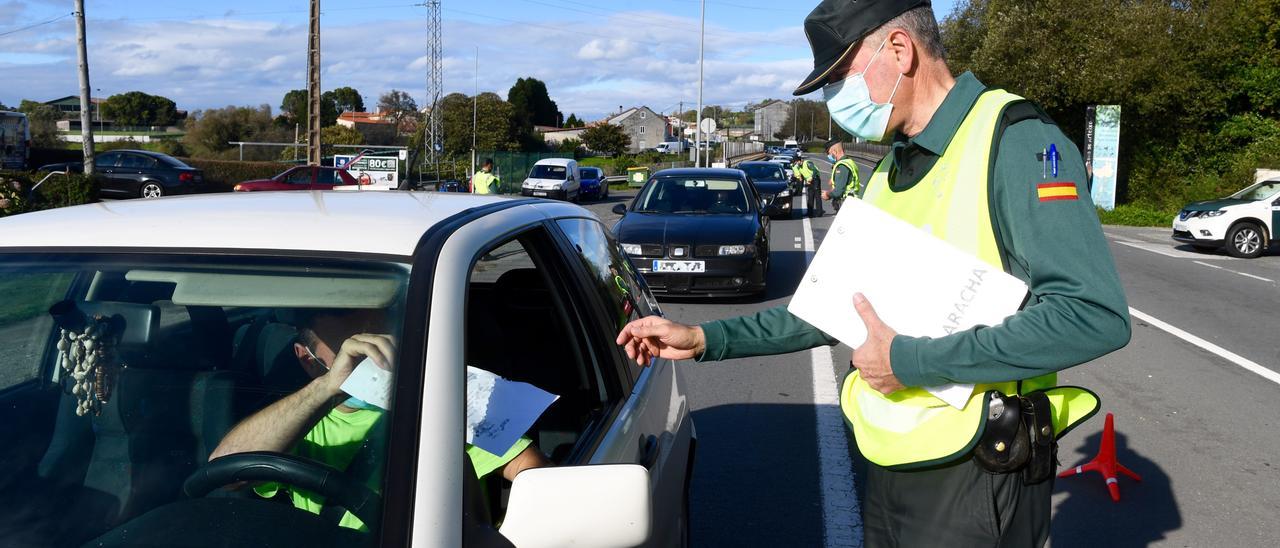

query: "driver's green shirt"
(254, 407), (533, 531)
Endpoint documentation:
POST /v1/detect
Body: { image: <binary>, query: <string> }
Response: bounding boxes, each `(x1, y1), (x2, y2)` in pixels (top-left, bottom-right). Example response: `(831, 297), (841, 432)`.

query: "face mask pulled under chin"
(822, 41), (902, 143)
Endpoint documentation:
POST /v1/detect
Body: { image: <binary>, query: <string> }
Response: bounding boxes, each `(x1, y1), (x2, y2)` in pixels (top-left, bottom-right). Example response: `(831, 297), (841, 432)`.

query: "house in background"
(752, 100), (791, 141)
(337, 111), (396, 145)
(46, 96), (107, 131)
(607, 106), (671, 153)
(537, 125), (587, 147)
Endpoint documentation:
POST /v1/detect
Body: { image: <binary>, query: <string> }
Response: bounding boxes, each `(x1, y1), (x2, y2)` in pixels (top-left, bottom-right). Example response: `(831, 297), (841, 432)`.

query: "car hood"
(1183, 198), (1252, 211)
(616, 213), (758, 246)
(753, 181), (789, 194)
(524, 177), (568, 187)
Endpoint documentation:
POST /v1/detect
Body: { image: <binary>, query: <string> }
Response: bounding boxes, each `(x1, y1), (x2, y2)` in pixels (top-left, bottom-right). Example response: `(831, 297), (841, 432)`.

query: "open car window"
(0, 253), (410, 547)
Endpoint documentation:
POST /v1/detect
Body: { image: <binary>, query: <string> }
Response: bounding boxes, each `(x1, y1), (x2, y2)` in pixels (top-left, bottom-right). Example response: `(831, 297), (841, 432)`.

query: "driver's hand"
(324, 334), (396, 396)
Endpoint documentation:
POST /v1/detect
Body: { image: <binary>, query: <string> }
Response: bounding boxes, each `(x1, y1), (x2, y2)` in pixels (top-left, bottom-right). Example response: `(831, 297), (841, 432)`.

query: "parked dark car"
(233, 165), (359, 192)
(579, 167), (609, 201)
(737, 161), (793, 219)
(42, 150), (204, 199)
(611, 168), (773, 297)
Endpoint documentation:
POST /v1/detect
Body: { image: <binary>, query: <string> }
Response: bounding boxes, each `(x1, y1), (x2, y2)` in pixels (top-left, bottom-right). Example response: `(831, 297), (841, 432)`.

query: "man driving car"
(209, 309), (550, 530)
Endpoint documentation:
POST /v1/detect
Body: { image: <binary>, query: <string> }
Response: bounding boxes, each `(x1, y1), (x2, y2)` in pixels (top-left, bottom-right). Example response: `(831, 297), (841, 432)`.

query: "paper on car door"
(466, 367), (560, 456)
(787, 198), (1028, 409)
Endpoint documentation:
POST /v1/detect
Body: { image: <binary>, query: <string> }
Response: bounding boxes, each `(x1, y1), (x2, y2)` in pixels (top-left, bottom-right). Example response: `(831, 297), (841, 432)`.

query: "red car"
(233, 166), (360, 192)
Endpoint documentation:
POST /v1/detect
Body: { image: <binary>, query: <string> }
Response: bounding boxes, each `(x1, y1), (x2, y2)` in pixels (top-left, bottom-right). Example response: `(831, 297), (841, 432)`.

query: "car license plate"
(533, 191), (547, 197)
(653, 260), (706, 273)
(1173, 222), (1188, 231)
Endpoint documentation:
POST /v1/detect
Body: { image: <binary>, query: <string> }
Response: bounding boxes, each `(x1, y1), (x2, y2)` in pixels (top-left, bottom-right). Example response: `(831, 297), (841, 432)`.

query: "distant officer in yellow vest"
(615, 1), (1131, 546)
(823, 139), (860, 211)
(471, 159), (500, 195)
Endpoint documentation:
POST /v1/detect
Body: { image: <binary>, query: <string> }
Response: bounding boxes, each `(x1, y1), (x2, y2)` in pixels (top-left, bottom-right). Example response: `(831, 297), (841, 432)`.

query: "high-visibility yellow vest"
(844, 89), (1100, 470)
(832, 158), (860, 199)
(472, 171), (499, 195)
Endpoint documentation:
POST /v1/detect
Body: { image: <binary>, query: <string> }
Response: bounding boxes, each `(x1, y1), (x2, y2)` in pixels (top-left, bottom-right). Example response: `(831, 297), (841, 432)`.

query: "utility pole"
(74, 0), (95, 175)
(306, 0), (321, 165)
(424, 0), (443, 181)
(471, 46), (478, 179)
(695, 0), (705, 168)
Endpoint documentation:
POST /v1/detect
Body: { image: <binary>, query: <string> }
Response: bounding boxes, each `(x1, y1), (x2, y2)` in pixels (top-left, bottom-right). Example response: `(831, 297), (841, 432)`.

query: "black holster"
(972, 390), (1057, 484)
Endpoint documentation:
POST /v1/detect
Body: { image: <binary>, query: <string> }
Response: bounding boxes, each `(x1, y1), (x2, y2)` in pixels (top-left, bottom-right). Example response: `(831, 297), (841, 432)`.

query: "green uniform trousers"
(862, 457), (1052, 547)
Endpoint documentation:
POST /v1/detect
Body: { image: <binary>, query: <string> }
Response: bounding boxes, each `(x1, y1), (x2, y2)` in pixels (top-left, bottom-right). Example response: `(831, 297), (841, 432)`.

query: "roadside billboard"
(1088, 105), (1121, 211)
(334, 154), (400, 188)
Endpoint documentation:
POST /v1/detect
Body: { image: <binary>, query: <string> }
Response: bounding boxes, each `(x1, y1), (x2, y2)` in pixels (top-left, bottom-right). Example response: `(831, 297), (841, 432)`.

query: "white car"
(520, 158), (582, 202)
(0, 192), (694, 547)
(1173, 178), (1280, 258)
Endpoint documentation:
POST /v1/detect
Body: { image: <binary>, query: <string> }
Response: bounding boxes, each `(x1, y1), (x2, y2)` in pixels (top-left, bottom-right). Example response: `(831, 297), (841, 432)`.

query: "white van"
(521, 158), (581, 202)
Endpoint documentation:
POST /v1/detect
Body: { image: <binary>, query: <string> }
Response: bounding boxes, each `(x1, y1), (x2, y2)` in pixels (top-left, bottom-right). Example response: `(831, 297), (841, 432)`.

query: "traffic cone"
(1058, 413), (1141, 502)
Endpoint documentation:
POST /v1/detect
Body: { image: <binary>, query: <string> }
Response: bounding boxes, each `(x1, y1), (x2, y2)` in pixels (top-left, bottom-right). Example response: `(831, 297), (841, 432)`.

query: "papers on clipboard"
(787, 198), (1029, 409)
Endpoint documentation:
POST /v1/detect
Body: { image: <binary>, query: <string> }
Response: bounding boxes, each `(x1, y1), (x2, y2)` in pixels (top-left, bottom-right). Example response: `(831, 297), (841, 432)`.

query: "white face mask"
(822, 39), (903, 143)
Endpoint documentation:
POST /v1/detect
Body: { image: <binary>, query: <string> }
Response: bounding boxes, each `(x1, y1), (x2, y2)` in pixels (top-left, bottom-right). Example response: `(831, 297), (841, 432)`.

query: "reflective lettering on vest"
(839, 89), (1100, 469)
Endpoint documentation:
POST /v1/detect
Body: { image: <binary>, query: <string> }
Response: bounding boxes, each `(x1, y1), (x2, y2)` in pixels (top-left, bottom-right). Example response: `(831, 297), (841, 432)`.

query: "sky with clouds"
(0, 0), (956, 121)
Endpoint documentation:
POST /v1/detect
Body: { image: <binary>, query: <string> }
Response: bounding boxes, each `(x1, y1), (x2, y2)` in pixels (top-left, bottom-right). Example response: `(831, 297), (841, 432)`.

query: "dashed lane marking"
(802, 189), (862, 548)
(1130, 307), (1280, 387)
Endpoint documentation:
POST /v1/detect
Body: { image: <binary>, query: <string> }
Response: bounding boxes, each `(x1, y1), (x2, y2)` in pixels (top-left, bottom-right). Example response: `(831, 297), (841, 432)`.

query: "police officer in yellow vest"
(471, 158), (500, 195)
(823, 139), (861, 211)
(615, 1), (1131, 546)
(799, 157), (824, 217)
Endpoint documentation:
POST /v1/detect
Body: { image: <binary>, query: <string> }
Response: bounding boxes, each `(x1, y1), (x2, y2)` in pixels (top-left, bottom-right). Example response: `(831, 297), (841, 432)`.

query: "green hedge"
(0, 170), (100, 217)
(180, 158), (294, 192)
(1096, 204), (1177, 227)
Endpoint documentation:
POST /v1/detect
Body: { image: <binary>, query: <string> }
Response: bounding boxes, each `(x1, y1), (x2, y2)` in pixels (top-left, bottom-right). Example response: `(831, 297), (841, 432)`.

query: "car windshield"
(581, 168), (598, 179)
(529, 165), (568, 180)
(634, 176), (750, 214)
(160, 156), (192, 169)
(0, 253), (409, 546)
(1230, 180), (1280, 201)
(741, 164), (784, 181)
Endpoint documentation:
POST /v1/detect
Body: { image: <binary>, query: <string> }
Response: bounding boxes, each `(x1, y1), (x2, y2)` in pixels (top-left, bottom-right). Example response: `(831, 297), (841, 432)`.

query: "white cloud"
(0, 7), (815, 120)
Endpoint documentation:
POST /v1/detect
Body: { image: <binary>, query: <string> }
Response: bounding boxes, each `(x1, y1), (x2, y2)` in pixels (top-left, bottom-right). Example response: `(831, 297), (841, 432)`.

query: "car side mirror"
(499, 465), (651, 548)
(612, 204), (628, 215)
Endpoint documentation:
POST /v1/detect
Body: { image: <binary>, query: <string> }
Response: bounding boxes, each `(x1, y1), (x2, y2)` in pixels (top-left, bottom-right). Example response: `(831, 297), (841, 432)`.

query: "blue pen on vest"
(1049, 143), (1059, 178)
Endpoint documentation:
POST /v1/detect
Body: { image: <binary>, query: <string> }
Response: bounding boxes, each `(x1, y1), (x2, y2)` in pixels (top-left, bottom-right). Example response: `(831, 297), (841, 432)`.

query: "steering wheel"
(184, 451), (382, 530)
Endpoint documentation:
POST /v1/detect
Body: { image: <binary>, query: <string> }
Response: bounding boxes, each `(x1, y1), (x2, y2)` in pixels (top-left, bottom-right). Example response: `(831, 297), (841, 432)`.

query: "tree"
(556, 138), (583, 155)
(508, 77), (563, 150)
(438, 92), (519, 153)
(100, 91), (179, 127)
(378, 90), (419, 135)
(17, 100), (63, 148)
(564, 113), (583, 128)
(183, 105), (291, 160)
(327, 87), (364, 114)
(581, 123), (630, 156)
(279, 89), (338, 128)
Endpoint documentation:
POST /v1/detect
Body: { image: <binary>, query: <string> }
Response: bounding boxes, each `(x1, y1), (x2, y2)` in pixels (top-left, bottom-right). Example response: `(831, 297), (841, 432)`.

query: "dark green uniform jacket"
(697, 72), (1131, 387)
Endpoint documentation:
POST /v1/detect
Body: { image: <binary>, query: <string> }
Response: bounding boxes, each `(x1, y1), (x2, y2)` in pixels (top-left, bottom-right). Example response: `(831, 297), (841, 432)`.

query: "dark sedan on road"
(39, 150), (204, 199)
(232, 165), (360, 192)
(738, 161), (794, 219)
(612, 168), (774, 296)
(579, 166), (609, 201)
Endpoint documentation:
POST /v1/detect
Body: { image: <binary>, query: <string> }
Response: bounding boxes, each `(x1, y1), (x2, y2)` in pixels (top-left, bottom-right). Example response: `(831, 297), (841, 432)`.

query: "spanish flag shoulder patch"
(1037, 182), (1078, 202)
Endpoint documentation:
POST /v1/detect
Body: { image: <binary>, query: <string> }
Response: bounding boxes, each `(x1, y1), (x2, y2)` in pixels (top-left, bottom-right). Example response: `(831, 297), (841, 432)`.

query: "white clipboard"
(787, 198), (1029, 409)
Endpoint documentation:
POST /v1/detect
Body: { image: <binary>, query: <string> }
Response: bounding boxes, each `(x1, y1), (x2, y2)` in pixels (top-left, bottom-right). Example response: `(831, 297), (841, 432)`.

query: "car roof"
(100, 149), (172, 160)
(0, 191), (519, 257)
(653, 167), (745, 179)
(535, 158), (575, 166)
(737, 161), (782, 168)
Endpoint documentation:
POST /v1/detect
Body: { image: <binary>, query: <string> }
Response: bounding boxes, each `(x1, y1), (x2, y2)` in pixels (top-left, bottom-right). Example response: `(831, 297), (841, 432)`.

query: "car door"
(551, 217), (693, 548)
(113, 153), (150, 194)
(279, 166), (315, 190)
(93, 152), (126, 194)
(313, 168), (341, 190)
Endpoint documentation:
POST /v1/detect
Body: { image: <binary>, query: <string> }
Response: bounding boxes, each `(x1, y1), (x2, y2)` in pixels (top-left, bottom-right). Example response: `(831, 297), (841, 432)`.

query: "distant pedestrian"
(471, 159), (500, 195)
(802, 157), (824, 217)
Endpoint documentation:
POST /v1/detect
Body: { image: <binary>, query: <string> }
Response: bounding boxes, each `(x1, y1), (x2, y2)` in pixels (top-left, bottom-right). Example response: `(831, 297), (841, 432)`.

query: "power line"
(0, 12), (72, 38)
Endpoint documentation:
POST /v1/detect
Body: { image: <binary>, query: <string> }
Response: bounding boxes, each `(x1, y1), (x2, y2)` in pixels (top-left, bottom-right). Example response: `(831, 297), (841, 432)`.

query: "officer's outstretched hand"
(851, 293), (905, 395)
(616, 316), (705, 366)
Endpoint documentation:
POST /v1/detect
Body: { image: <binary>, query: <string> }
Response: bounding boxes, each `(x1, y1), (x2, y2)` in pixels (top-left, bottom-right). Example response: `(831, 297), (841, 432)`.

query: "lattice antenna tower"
(424, 0), (443, 178)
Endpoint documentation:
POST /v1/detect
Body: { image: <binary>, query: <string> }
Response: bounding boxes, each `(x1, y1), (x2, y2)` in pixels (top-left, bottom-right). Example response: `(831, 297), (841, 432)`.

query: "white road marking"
(802, 195), (862, 548)
(1236, 271), (1275, 283)
(1129, 307), (1280, 386)
(1114, 240), (1190, 258)
(1192, 260), (1275, 283)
